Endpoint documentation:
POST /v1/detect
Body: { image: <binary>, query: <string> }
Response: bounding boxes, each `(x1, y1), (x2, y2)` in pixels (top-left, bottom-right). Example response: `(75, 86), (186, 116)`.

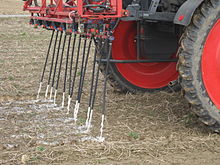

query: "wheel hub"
(112, 21), (178, 89)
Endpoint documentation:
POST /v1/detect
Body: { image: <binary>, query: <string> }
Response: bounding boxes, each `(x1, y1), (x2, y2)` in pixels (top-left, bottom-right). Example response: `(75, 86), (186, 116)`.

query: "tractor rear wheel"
(178, 0), (220, 133)
(99, 21), (179, 93)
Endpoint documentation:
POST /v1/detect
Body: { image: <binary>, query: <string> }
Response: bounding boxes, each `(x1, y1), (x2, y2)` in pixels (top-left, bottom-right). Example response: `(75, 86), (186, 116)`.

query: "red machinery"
(23, 0), (220, 135)
(23, 0), (126, 34)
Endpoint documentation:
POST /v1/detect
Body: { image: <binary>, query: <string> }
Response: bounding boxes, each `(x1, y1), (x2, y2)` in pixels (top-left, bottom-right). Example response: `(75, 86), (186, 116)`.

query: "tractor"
(23, 0), (220, 134)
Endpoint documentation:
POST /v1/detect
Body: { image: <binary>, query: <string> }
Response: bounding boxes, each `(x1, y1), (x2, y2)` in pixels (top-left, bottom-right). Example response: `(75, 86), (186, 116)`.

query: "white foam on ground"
(81, 136), (105, 143)
(75, 125), (90, 134)
(0, 99), (106, 143)
(11, 134), (32, 139)
(0, 107), (6, 111)
(41, 99), (54, 103)
(14, 100), (40, 104)
(37, 133), (45, 139)
(37, 140), (60, 146)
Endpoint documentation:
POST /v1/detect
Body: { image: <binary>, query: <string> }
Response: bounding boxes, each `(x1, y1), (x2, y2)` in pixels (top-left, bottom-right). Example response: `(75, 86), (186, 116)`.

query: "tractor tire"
(99, 21), (180, 93)
(178, 0), (220, 133)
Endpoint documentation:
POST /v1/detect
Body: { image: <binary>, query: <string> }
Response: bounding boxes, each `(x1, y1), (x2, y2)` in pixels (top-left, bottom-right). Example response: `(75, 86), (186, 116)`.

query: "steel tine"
(98, 37), (113, 141)
(67, 34), (82, 114)
(50, 31), (63, 100)
(87, 38), (108, 130)
(37, 30), (55, 99)
(85, 37), (98, 128)
(54, 33), (67, 105)
(67, 33), (77, 110)
(45, 30), (59, 99)
(73, 36), (88, 121)
(62, 33), (72, 108)
(74, 36), (92, 122)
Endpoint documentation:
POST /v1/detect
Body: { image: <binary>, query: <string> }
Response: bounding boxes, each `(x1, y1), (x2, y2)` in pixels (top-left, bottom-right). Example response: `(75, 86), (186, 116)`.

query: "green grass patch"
(37, 146), (46, 152)
(128, 132), (140, 139)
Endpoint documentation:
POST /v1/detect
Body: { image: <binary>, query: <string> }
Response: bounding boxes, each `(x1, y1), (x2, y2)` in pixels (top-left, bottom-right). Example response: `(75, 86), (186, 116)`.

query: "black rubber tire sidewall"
(178, 0), (220, 131)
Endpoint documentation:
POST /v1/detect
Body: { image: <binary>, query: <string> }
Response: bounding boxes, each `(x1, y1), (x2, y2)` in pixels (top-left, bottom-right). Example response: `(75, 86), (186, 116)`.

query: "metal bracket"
(149, 0), (160, 14)
(122, 0), (174, 22)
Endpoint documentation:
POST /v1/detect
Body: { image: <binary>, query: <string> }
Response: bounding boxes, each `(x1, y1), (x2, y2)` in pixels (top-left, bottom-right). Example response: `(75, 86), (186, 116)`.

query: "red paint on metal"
(112, 21), (178, 89)
(202, 19), (220, 109)
(178, 15), (185, 21)
(23, 0), (126, 22)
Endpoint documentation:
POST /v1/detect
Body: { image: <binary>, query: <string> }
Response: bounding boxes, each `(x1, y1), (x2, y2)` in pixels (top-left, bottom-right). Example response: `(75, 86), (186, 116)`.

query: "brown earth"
(1, 2), (220, 165)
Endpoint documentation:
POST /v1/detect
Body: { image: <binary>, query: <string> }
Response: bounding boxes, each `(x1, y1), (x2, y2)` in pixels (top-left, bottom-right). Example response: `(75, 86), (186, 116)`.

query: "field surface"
(1, 2), (220, 165)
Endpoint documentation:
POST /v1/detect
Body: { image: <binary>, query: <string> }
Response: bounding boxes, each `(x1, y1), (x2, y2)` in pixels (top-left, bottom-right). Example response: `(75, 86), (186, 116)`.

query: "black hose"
(51, 31), (63, 88)
(70, 35), (82, 97)
(47, 31), (59, 86)
(63, 34), (72, 94)
(69, 34), (77, 96)
(40, 30), (55, 83)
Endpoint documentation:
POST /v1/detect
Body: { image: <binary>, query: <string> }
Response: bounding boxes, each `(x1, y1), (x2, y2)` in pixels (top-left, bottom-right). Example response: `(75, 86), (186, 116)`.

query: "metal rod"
(45, 30), (59, 99)
(50, 31), (63, 99)
(137, 21), (141, 59)
(37, 30), (55, 99)
(54, 33), (67, 104)
(62, 34), (72, 107)
(97, 58), (178, 63)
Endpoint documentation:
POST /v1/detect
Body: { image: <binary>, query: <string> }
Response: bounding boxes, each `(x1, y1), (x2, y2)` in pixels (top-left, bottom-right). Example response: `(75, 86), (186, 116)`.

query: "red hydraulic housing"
(23, 0), (126, 35)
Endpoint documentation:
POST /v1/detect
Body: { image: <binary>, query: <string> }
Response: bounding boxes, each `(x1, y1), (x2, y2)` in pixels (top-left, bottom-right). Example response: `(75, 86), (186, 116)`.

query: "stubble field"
(1, 1), (220, 165)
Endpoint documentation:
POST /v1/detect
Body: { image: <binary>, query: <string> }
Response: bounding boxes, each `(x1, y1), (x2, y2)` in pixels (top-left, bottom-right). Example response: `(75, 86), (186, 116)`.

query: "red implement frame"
(23, 0), (125, 23)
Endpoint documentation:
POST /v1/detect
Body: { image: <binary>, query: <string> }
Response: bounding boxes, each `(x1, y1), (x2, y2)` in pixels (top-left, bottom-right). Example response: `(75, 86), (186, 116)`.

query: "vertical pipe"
(136, 21), (141, 59)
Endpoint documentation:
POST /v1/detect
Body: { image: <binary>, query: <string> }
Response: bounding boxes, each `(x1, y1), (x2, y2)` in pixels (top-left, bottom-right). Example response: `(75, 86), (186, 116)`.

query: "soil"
(1, 2), (220, 165)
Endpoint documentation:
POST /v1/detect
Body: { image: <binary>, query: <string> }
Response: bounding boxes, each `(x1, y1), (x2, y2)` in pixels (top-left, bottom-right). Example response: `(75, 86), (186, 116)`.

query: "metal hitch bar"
(97, 59), (178, 63)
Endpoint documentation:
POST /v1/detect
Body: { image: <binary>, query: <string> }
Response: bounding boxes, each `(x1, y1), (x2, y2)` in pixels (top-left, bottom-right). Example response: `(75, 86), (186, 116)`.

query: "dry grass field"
(0, 0), (25, 15)
(1, 1), (220, 165)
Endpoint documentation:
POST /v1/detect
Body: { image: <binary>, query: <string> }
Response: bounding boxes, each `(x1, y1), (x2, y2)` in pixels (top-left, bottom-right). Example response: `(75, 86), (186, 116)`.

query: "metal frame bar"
(24, 0), (125, 22)
(97, 59), (178, 63)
